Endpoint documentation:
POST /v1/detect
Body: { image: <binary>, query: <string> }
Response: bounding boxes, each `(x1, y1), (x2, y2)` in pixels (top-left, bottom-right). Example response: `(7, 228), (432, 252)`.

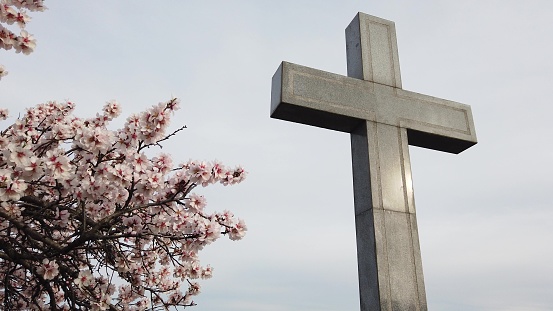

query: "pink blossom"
(0, 4), (18, 25)
(74, 269), (93, 288)
(0, 25), (15, 48)
(228, 218), (247, 241)
(14, 10), (30, 28)
(222, 166), (247, 185)
(1, 201), (22, 219)
(187, 160), (213, 184)
(0, 168), (12, 185)
(77, 127), (114, 154)
(187, 261), (202, 279)
(201, 265), (213, 279)
(211, 161), (226, 180)
(37, 259), (59, 280)
(44, 150), (72, 180)
(132, 152), (149, 172)
(152, 153), (172, 174)
(187, 281), (201, 296)
(51, 122), (75, 140)
(7, 144), (33, 168)
(103, 100), (121, 119)
(21, 155), (43, 180)
(14, 29), (35, 54)
(186, 193), (206, 213)
(0, 178), (27, 201)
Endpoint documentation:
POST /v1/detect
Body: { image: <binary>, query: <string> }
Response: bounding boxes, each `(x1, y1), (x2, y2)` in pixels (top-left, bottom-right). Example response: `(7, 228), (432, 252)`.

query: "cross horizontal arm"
(271, 61), (477, 153)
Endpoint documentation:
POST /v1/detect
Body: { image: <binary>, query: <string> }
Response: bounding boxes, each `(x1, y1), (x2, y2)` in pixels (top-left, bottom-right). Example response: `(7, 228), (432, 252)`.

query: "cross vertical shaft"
(347, 14), (426, 310)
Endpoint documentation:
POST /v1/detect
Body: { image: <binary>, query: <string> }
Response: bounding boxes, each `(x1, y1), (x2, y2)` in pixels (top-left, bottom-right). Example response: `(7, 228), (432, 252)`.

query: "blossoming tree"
(0, 1), (248, 310)
(0, 99), (248, 310)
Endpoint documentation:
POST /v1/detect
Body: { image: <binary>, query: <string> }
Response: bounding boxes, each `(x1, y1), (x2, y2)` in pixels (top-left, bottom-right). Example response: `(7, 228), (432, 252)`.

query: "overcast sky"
(1, 1), (553, 310)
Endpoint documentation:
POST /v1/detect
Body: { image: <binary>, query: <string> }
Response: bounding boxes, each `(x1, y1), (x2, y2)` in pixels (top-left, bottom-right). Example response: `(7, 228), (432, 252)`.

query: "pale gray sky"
(1, 1), (552, 310)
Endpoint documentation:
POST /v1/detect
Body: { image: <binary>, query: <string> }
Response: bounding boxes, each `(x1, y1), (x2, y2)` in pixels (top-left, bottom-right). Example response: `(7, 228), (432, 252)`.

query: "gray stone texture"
(271, 12), (477, 311)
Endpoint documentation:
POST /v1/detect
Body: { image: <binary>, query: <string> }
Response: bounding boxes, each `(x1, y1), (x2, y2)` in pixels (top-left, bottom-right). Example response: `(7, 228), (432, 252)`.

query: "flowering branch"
(0, 0), (46, 80)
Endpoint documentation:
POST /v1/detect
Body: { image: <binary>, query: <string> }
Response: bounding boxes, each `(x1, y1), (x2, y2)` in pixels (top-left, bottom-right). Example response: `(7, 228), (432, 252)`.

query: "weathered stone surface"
(270, 12), (477, 311)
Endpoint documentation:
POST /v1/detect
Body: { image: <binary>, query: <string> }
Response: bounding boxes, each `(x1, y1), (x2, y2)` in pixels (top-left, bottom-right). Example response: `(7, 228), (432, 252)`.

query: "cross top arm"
(271, 61), (477, 154)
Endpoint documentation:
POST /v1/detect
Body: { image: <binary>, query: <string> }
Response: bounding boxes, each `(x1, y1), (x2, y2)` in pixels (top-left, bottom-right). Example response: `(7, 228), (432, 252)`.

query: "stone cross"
(270, 13), (477, 311)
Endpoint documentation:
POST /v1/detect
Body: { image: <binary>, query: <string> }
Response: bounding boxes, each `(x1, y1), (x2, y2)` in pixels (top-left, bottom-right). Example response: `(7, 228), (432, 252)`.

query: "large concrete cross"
(270, 13), (477, 311)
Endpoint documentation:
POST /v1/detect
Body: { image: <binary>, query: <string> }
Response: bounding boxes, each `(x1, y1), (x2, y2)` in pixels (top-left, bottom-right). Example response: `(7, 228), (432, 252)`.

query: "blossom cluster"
(0, 98), (247, 310)
(0, 0), (45, 79)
